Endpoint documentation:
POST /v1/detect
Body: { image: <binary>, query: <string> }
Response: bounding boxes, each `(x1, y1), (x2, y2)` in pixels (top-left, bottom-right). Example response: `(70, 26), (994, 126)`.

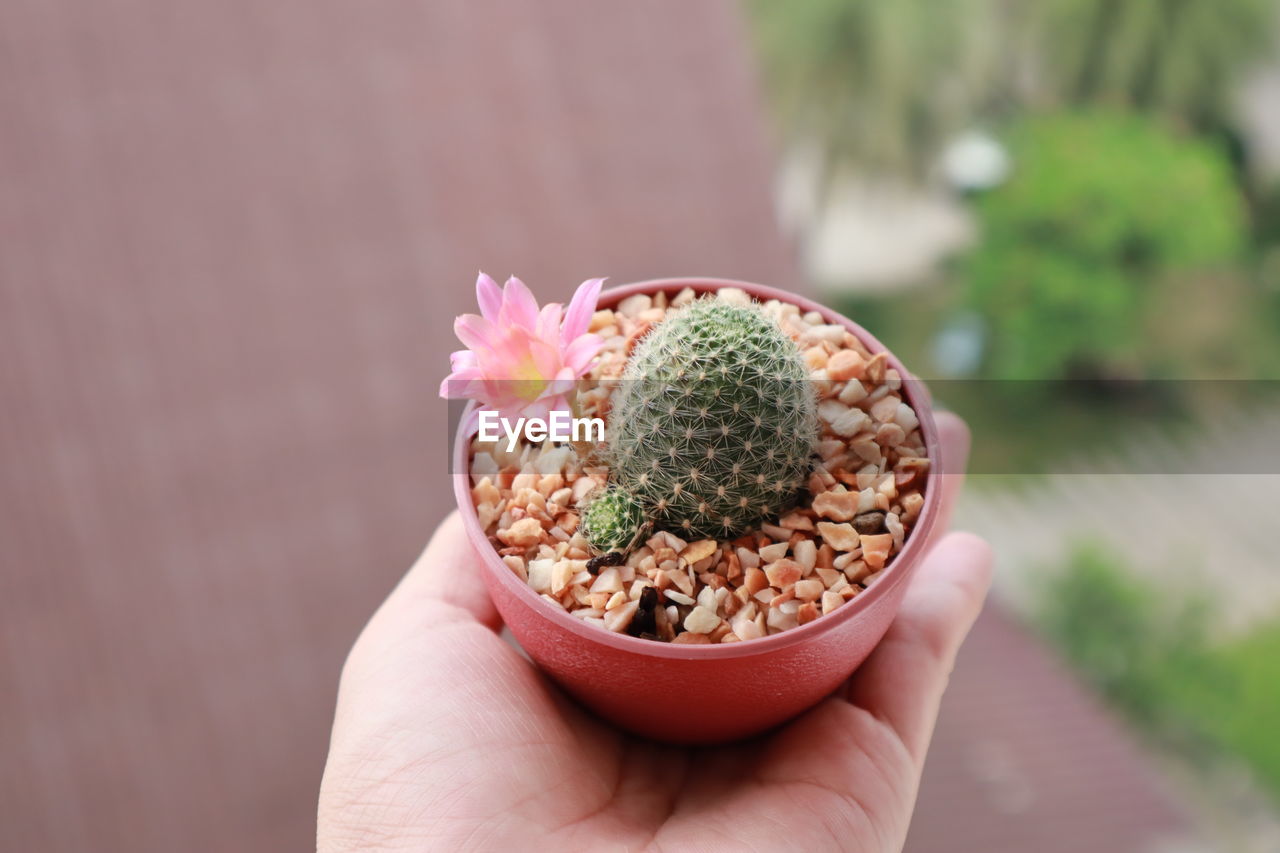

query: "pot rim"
(452, 276), (944, 661)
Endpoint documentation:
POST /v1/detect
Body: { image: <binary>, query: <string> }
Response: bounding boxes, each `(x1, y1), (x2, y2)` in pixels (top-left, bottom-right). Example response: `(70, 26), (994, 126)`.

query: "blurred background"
(2, 1), (1278, 851)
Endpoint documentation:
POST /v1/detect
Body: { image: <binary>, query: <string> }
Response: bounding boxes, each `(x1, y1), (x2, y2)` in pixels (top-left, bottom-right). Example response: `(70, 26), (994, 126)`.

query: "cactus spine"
(580, 484), (646, 553)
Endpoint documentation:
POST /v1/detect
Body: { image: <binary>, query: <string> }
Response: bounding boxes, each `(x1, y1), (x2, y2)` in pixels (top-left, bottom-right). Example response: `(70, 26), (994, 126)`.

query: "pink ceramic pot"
(452, 278), (943, 743)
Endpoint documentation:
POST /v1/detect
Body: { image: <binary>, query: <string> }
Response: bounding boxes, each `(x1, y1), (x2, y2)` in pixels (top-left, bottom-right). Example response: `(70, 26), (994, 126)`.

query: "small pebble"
(628, 586), (659, 637)
(793, 539), (817, 573)
(794, 579), (824, 601)
(764, 559), (803, 590)
(813, 489), (858, 522)
(587, 551), (625, 572)
(816, 522), (860, 551)
(681, 539), (718, 565)
(852, 511), (886, 535)
(860, 533), (894, 570)
(498, 517), (543, 548)
(684, 605), (720, 634)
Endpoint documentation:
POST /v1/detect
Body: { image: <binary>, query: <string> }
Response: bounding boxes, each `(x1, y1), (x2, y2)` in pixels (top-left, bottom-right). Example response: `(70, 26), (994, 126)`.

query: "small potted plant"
(443, 275), (942, 742)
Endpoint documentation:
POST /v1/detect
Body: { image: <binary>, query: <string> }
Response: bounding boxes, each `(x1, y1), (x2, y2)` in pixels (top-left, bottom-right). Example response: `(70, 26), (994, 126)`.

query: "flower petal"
(562, 277), (604, 341)
(476, 272), (503, 322)
(439, 361), (488, 398)
(526, 335), (563, 378)
(536, 302), (563, 345)
(520, 397), (554, 424)
(446, 366), (483, 382)
(500, 276), (540, 331)
(453, 314), (494, 351)
(540, 394), (572, 418)
(478, 380), (521, 412)
(563, 333), (605, 373)
(450, 349), (479, 371)
(545, 371), (577, 397)
(442, 272), (611, 419)
(473, 326), (536, 376)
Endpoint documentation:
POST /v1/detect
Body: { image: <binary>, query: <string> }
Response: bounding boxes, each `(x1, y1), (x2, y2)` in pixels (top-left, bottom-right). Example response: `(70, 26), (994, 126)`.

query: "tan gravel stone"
(502, 555), (528, 582)
(551, 559), (575, 594)
(829, 407), (870, 438)
(681, 539), (718, 565)
(793, 539), (817, 573)
(778, 512), (815, 531)
(617, 293), (652, 318)
(528, 559), (554, 593)
(797, 601), (819, 625)
(812, 488), (858, 522)
(838, 379), (869, 405)
(683, 605), (721, 634)
(664, 590), (695, 606)
(758, 541), (789, 562)
(764, 559), (803, 589)
(603, 600), (638, 633)
(589, 568), (623, 595)
(816, 521), (860, 551)
(744, 567), (769, 594)
(672, 631), (712, 644)
(860, 533), (893, 569)
(794, 579), (824, 601)
(498, 517), (543, 548)
(826, 349), (866, 381)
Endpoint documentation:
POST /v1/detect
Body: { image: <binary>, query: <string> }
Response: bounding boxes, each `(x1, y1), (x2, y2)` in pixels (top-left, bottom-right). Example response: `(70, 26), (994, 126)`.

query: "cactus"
(589, 298), (818, 547)
(580, 485), (647, 553)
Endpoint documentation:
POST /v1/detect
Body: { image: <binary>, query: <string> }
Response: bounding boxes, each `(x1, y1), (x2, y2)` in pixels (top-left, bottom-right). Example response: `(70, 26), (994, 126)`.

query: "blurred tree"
(1036, 541), (1216, 733)
(746, 0), (996, 181)
(1035, 0), (1276, 134)
(1040, 543), (1280, 802)
(746, 0), (1276, 182)
(963, 112), (1245, 379)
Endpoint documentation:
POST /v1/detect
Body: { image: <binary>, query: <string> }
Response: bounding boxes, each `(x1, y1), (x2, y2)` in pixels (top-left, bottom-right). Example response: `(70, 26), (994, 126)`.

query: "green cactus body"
(580, 485), (646, 553)
(597, 298), (818, 544)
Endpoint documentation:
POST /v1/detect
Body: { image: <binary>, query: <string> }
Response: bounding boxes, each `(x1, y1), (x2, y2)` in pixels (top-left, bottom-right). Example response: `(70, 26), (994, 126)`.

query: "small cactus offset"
(589, 298), (818, 547)
(580, 485), (647, 553)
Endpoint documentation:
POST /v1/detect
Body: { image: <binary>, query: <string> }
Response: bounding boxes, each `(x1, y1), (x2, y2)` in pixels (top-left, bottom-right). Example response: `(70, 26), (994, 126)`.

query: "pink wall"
(0, 3), (795, 850)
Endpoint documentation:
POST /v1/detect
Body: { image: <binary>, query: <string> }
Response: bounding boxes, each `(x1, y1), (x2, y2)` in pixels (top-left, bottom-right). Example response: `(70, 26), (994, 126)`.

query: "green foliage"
(1036, 541), (1216, 729)
(1036, 0), (1275, 133)
(580, 485), (646, 554)
(1037, 541), (1280, 801)
(963, 112), (1246, 379)
(1178, 621), (1280, 798)
(605, 300), (817, 540)
(746, 1), (1275, 180)
(746, 0), (993, 178)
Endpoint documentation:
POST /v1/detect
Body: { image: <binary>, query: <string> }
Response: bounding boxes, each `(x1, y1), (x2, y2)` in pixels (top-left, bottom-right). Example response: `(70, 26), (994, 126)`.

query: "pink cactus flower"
(439, 273), (606, 422)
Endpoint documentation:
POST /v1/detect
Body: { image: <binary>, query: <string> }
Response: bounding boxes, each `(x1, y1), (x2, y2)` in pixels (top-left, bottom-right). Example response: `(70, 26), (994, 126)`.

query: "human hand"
(318, 412), (992, 852)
